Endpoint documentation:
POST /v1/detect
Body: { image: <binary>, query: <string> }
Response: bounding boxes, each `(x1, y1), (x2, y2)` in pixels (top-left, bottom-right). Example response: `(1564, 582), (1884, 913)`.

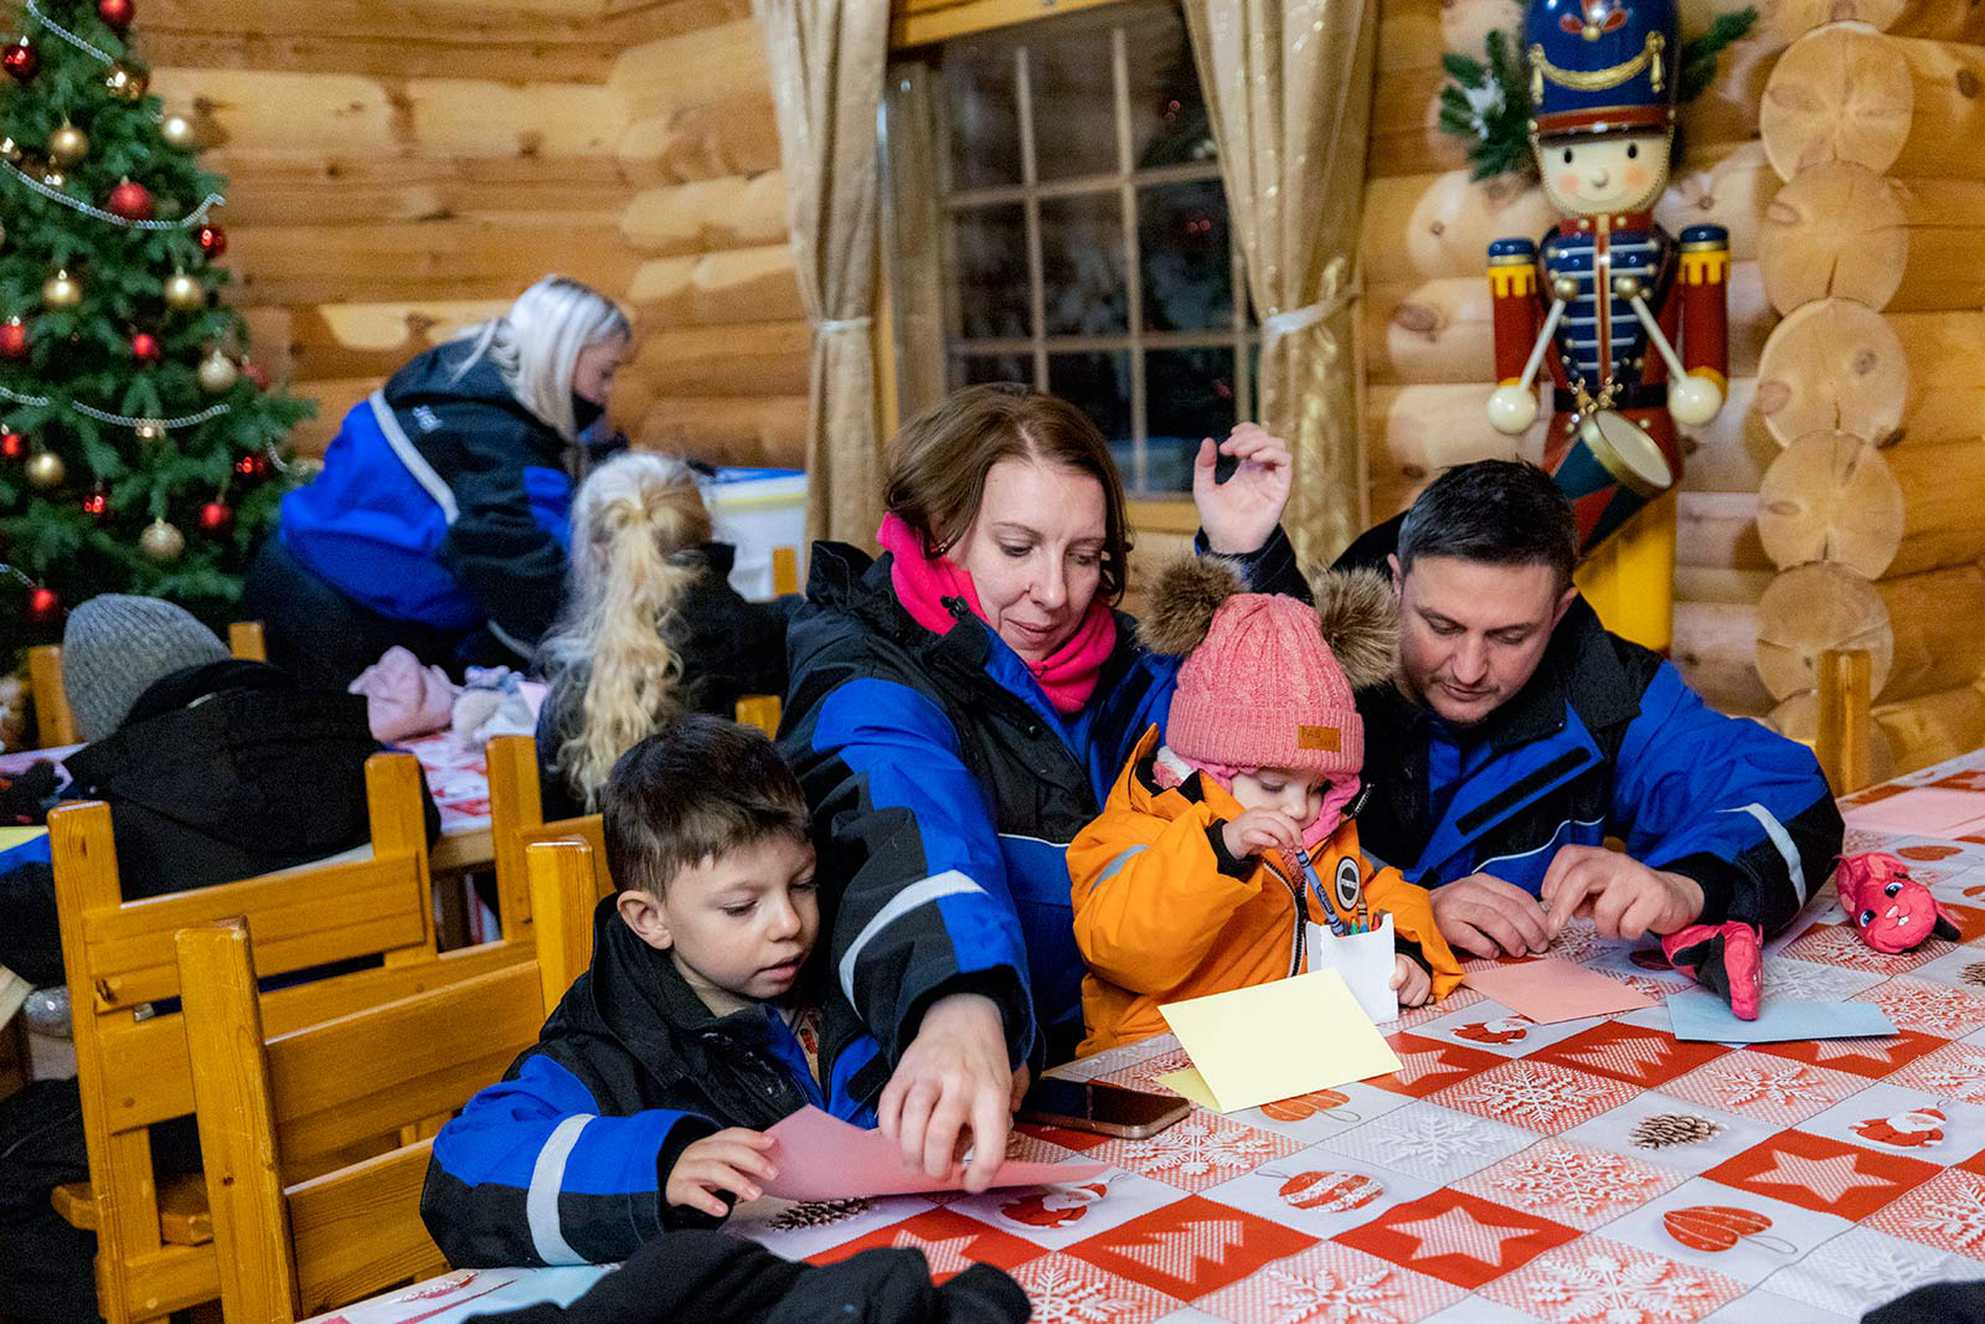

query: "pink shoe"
(1661, 921), (1763, 1021)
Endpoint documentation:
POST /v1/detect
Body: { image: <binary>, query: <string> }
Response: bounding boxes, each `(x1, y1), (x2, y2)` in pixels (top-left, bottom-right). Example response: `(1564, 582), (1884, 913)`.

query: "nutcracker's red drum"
(1545, 409), (1674, 553)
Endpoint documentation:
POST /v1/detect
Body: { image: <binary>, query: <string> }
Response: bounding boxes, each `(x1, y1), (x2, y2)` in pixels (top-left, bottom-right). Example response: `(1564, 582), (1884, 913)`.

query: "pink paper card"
(1463, 958), (1654, 1024)
(761, 1106), (1107, 1201)
(1842, 787), (1985, 837)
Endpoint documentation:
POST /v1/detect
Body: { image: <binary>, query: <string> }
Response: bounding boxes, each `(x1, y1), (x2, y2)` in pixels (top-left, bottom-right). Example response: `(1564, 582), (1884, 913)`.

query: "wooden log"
(1891, 310), (1985, 446)
(1360, 171), (1559, 287)
(273, 301), (507, 383)
(1756, 432), (1905, 576)
(1376, 0), (1522, 75)
(1755, 561), (1891, 699)
(1764, 0), (1985, 57)
(620, 320), (813, 398)
(1872, 680), (1985, 774)
(1682, 376), (1782, 493)
(1754, 298), (1907, 447)
(625, 244), (805, 328)
(609, 20), (768, 123)
(1880, 436), (1985, 575)
(287, 377), (377, 458)
(1654, 141), (1781, 263)
(1677, 491), (1772, 572)
(616, 93), (785, 187)
(140, 0), (741, 50)
(1877, 562), (1985, 701)
(1676, 566), (1776, 602)
(202, 151), (636, 228)
(1674, 601), (1777, 716)
(1363, 260), (1770, 387)
(1767, 690), (1897, 780)
(1364, 383), (1544, 495)
(619, 174), (788, 257)
(1760, 26), (1985, 183)
(1759, 164), (1985, 313)
(632, 396), (808, 469)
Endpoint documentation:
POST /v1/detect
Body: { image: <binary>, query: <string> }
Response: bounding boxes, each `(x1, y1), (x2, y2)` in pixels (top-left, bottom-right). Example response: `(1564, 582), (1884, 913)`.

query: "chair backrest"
(486, 734), (610, 943)
(51, 753), (519, 1324)
(529, 838), (604, 1009)
(177, 840), (597, 1319)
(27, 620), (269, 751)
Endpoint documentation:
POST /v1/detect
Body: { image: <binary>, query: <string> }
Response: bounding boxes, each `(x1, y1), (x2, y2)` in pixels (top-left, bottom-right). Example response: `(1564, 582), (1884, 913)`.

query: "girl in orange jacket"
(1068, 559), (1464, 1056)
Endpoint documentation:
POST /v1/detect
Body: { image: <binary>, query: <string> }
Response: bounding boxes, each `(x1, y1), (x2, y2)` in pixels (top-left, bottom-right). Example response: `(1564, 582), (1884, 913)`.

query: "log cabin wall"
(1360, 0), (1785, 721)
(142, 0), (810, 470)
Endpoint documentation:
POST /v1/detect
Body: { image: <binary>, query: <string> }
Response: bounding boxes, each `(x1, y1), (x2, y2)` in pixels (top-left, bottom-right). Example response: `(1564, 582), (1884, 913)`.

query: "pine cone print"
(767, 1197), (873, 1230)
(1630, 1113), (1723, 1150)
(1961, 961), (1985, 991)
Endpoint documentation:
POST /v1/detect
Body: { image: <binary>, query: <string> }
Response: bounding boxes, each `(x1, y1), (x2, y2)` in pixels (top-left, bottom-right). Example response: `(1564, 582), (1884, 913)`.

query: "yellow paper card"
(1157, 969), (1402, 1112)
(1155, 1067), (1220, 1111)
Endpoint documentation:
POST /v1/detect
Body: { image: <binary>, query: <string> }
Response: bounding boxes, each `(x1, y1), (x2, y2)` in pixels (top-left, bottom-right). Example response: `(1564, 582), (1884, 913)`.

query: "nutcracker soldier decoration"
(1485, 0), (1729, 652)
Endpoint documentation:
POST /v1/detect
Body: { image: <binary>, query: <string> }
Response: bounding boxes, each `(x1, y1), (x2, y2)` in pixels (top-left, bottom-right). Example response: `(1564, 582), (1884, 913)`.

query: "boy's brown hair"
(602, 714), (810, 896)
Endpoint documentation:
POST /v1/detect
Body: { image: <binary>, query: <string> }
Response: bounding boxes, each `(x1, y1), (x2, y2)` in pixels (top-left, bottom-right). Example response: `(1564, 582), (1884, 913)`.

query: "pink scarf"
(877, 513), (1117, 716)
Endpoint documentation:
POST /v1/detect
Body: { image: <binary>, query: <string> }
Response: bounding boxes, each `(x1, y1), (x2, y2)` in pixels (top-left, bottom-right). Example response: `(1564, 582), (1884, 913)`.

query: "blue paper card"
(1666, 988), (1897, 1043)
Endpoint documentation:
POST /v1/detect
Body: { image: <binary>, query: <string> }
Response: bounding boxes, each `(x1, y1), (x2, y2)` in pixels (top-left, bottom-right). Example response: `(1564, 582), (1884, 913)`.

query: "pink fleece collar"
(877, 513), (1116, 716)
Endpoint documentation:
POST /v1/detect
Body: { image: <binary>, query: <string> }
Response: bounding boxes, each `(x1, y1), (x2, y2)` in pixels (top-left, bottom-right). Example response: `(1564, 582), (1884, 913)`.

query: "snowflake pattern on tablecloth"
(1096, 1048), (1197, 1095)
(1664, 1055), (1862, 1127)
(1763, 957), (1885, 1003)
(1437, 1061), (1633, 1134)
(1254, 1263), (1406, 1323)
(1463, 1141), (1675, 1227)
(1858, 977), (1985, 1037)
(1766, 1226), (1957, 1317)
(1194, 1242), (1465, 1324)
(1100, 1117), (1297, 1193)
(1488, 1238), (1740, 1323)
(1010, 1253), (1176, 1323)
(1890, 1044), (1985, 1104)
(1871, 1169), (1985, 1256)
(1326, 1105), (1533, 1183)
(1781, 922), (1949, 975)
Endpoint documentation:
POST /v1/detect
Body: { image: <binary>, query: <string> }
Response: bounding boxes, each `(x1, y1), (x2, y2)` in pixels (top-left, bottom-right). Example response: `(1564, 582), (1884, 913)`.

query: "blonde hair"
(455, 275), (632, 442)
(541, 451), (714, 809)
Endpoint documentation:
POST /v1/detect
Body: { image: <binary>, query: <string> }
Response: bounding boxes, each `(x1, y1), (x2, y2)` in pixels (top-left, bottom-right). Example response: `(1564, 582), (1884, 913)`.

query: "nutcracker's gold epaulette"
(1489, 262), (1538, 298)
(1679, 247), (1729, 286)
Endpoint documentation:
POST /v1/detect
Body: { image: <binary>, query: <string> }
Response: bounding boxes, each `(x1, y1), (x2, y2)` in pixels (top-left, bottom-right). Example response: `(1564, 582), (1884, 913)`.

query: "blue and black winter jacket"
(1336, 516), (1843, 935)
(277, 342), (574, 658)
(421, 897), (884, 1267)
(777, 531), (1310, 1069)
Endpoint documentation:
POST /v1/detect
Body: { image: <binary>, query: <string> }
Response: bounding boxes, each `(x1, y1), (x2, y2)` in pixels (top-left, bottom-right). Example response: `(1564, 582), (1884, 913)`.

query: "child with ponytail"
(536, 452), (795, 815)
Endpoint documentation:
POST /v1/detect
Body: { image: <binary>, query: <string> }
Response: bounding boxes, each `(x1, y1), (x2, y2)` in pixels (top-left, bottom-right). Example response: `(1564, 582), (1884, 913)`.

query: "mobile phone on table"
(1019, 1077), (1191, 1139)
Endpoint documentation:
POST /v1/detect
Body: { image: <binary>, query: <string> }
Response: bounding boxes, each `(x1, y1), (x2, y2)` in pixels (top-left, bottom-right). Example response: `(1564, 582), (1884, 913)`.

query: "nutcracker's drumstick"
(1622, 287), (1689, 383)
(1518, 299), (1568, 393)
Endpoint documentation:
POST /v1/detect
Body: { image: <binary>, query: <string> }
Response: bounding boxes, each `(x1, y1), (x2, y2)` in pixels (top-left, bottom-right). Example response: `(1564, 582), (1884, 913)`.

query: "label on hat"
(1297, 725), (1341, 751)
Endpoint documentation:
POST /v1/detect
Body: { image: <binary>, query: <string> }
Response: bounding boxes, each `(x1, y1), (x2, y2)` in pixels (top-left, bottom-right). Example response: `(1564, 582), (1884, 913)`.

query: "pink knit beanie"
(1166, 593), (1364, 780)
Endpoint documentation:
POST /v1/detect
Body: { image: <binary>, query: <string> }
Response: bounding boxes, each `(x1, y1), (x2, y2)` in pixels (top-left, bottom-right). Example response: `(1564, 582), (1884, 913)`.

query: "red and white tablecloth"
(310, 746), (1985, 1324)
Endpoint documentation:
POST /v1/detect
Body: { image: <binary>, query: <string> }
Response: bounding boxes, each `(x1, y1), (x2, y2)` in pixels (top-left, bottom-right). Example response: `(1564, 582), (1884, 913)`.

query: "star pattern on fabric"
(1750, 1150), (1894, 1204)
(1389, 1205), (1536, 1267)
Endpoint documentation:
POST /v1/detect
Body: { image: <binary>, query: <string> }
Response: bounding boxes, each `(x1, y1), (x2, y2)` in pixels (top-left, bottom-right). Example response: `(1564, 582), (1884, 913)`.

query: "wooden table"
(305, 747), (1985, 1323)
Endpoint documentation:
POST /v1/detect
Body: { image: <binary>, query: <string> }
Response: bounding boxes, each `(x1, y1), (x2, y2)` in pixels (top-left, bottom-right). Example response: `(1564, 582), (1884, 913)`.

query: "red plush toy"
(1835, 852), (1959, 954)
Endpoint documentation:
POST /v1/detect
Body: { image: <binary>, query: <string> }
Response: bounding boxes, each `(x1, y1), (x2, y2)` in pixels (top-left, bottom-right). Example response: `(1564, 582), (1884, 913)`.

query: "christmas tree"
(0, 0), (311, 648)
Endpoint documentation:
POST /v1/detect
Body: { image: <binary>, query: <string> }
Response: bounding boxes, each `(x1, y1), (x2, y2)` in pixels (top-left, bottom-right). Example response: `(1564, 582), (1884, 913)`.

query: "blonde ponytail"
(541, 452), (713, 809)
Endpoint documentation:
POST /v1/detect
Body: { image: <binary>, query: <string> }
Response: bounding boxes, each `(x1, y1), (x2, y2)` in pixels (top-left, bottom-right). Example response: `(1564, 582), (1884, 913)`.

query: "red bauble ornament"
(1, 430), (25, 460)
(197, 500), (233, 535)
(81, 490), (108, 521)
(195, 223), (227, 258)
(131, 330), (161, 363)
(98, 0), (136, 30)
(240, 357), (268, 390)
(234, 452), (269, 479)
(25, 586), (59, 625)
(0, 318), (26, 360)
(3, 38), (38, 83)
(107, 178), (153, 221)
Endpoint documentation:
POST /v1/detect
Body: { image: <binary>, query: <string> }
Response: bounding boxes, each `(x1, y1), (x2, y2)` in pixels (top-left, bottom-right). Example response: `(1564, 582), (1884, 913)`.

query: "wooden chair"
(771, 544), (801, 597)
(174, 839), (599, 1320)
(485, 734), (610, 946)
(27, 619), (270, 750)
(50, 753), (522, 1324)
(1817, 647), (1874, 795)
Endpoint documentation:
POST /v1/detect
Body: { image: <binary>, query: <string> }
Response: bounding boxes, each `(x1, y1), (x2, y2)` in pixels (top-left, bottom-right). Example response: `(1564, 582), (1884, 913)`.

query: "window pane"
(1146, 346), (1237, 493)
(942, 44), (1022, 190)
(1139, 180), (1233, 333)
(1030, 27), (1119, 181)
(1040, 192), (1128, 337)
(951, 352), (1033, 392)
(1126, 8), (1213, 169)
(1049, 351), (1132, 451)
(950, 205), (1031, 341)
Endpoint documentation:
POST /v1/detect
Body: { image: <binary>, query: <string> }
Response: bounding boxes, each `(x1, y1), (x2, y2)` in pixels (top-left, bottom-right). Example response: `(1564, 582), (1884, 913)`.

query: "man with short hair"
(1336, 460), (1841, 1017)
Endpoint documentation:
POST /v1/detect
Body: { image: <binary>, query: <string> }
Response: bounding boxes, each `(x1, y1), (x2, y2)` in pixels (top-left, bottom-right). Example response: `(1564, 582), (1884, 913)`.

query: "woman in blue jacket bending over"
(247, 276), (630, 687)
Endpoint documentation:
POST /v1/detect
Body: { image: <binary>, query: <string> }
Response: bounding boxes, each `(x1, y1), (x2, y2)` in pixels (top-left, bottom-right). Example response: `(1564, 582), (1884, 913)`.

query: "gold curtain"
(1182, 0), (1378, 561)
(754, 0), (890, 547)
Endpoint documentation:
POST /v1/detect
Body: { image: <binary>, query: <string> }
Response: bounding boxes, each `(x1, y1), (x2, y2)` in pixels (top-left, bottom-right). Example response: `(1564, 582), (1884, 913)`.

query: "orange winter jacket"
(1068, 726), (1465, 1057)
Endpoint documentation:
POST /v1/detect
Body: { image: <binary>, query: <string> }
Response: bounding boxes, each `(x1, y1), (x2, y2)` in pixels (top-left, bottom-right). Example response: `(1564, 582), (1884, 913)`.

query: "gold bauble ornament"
(47, 122), (88, 166)
(139, 518), (186, 563)
(25, 450), (65, 489)
(159, 113), (196, 150)
(41, 268), (82, 310)
(103, 61), (149, 102)
(134, 420), (167, 444)
(162, 270), (204, 312)
(196, 347), (239, 395)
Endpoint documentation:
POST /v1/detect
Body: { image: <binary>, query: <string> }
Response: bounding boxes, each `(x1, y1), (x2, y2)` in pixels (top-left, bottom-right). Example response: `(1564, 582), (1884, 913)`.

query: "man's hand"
(1541, 845), (1705, 941)
(665, 1128), (778, 1218)
(1431, 873), (1551, 958)
(877, 992), (1014, 1193)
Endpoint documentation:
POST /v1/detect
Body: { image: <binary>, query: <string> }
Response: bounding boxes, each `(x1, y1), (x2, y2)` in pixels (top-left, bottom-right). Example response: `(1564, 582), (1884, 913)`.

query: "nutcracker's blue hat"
(1526, 0), (1679, 139)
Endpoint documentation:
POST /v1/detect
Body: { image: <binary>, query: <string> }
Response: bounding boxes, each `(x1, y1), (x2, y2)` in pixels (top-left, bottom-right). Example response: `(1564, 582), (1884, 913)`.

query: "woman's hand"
(877, 991), (1015, 1193)
(1194, 422), (1294, 555)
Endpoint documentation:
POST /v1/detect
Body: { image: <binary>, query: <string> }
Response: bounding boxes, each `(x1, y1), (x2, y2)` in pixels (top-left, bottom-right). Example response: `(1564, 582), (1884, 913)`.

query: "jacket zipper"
(1265, 856), (1307, 978)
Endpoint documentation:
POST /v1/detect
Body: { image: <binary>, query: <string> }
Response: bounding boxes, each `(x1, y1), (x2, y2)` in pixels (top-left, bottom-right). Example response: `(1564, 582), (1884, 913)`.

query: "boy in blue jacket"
(420, 715), (886, 1266)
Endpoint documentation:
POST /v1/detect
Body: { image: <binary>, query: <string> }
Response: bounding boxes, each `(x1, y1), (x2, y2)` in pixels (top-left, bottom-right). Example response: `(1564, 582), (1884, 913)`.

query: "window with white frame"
(895, 2), (1256, 497)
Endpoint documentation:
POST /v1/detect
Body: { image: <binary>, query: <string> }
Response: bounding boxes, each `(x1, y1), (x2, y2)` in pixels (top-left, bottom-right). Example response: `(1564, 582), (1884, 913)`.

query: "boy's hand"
(1390, 954), (1432, 1008)
(1222, 808), (1304, 859)
(665, 1128), (778, 1218)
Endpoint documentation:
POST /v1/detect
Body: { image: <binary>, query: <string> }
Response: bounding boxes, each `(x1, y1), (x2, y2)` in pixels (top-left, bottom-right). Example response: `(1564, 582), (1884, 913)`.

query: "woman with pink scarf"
(780, 385), (1303, 1192)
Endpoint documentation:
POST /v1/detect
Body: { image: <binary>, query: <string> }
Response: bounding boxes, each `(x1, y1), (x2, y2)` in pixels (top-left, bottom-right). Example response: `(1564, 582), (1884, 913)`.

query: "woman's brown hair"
(884, 384), (1133, 604)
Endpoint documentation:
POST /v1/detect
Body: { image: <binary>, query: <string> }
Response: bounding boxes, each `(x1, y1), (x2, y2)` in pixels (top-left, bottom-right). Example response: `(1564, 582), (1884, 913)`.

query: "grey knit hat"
(63, 595), (229, 741)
